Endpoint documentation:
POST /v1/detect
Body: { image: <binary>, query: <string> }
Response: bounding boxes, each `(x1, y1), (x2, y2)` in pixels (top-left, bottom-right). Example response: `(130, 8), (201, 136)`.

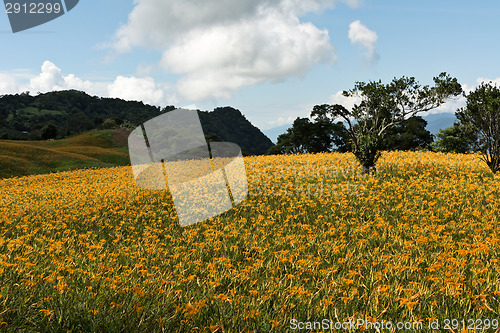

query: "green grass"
(0, 129), (131, 179)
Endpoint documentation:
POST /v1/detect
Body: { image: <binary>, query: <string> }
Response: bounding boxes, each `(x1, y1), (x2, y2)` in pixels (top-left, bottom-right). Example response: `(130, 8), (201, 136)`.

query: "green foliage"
(383, 116), (433, 151)
(456, 82), (500, 173)
(267, 106), (350, 155)
(269, 73), (461, 170)
(41, 123), (58, 140)
(431, 121), (477, 153)
(198, 107), (273, 155)
(329, 73), (462, 171)
(0, 91), (273, 155)
(204, 133), (221, 143)
(268, 111), (434, 158)
(353, 133), (382, 171)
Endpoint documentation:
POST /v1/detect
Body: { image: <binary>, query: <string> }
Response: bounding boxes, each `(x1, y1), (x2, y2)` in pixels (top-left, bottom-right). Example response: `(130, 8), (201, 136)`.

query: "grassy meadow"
(0, 129), (130, 179)
(1, 151), (500, 332)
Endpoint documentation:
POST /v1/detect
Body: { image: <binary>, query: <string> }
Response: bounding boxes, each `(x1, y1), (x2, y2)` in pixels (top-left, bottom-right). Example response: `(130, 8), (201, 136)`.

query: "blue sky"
(1, 0), (500, 130)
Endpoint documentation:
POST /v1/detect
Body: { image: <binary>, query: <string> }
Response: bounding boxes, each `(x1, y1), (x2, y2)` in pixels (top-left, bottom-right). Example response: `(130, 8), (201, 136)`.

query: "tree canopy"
(456, 82), (500, 173)
(269, 73), (462, 174)
(318, 73), (462, 172)
(0, 90), (273, 155)
(431, 121), (477, 154)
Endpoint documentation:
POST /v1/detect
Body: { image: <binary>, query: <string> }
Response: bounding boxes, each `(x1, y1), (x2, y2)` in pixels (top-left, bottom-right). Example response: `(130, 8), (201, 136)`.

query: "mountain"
(198, 107), (273, 156)
(422, 112), (456, 136)
(0, 90), (273, 155)
(262, 124), (292, 144)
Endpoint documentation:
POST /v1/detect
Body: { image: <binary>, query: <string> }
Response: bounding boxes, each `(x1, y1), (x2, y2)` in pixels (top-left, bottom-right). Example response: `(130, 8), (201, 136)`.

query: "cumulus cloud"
(431, 79), (500, 115)
(267, 116), (296, 127)
(429, 79), (500, 115)
(108, 0), (349, 100)
(107, 76), (172, 106)
(476, 77), (500, 88)
(348, 20), (378, 60)
(430, 94), (466, 115)
(0, 61), (177, 107)
(29, 61), (94, 93)
(0, 73), (21, 94)
(329, 90), (362, 112)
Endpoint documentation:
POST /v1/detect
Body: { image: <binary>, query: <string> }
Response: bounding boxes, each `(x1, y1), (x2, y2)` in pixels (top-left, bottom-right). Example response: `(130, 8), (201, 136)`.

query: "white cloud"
(0, 73), (20, 95)
(267, 116), (296, 127)
(428, 95), (466, 115)
(342, 0), (361, 8)
(108, 0), (342, 100)
(329, 90), (362, 112)
(107, 76), (169, 106)
(180, 104), (199, 110)
(432, 79), (500, 115)
(348, 20), (378, 60)
(110, 0), (341, 51)
(0, 61), (177, 107)
(29, 61), (94, 93)
(427, 79), (500, 115)
(476, 77), (500, 88)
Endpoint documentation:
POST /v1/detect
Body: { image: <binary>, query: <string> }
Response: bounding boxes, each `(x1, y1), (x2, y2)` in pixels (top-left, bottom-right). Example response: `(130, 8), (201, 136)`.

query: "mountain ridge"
(0, 90), (273, 155)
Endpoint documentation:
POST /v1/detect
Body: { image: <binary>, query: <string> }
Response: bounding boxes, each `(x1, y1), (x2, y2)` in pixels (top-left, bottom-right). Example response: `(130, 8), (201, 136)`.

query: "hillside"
(0, 129), (130, 179)
(0, 90), (273, 155)
(198, 107), (273, 156)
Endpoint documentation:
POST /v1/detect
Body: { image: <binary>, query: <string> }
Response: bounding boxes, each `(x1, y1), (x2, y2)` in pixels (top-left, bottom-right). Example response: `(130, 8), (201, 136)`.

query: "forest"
(0, 90), (273, 156)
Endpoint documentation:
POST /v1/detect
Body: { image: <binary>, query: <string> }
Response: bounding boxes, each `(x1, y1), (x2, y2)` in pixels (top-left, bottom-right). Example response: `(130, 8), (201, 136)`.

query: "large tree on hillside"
(456, 82), (500, 173)
(314, 73), (462, 174)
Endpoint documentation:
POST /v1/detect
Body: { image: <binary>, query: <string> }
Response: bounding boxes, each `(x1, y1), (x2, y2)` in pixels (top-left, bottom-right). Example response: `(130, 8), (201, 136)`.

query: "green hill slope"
(0, 128), (131, 179)
(0, 90), (273, 155)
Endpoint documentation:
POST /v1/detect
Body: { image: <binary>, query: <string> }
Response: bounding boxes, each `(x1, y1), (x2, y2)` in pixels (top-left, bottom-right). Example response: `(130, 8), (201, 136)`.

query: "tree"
(430, 121), (477, 153)
(102, 118), (118, 129)
(267, 129), (296, 155)
(41, 123), (58, 140)
(310, 105), (351, 152)
(456, 82), (500, 173)
(267, 113), (349, 155)
(382, 116), (433, 151)
(267, 118), (314, 154)
(205, 133), (221, 143)
(318, 73), (462, 174)
(94, 116), (104, 128)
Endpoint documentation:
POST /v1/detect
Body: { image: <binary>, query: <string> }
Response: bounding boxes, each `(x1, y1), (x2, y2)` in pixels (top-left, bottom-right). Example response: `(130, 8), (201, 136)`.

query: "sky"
(1, 0), (500, 130)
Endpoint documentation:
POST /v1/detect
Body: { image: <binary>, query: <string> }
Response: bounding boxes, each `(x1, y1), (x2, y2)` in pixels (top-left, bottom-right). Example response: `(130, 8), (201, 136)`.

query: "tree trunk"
(361, 165), (377, 175)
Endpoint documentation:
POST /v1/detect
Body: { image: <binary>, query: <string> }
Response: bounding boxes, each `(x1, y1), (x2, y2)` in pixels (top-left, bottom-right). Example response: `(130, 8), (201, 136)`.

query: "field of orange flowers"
(1, 151), (500, 332)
